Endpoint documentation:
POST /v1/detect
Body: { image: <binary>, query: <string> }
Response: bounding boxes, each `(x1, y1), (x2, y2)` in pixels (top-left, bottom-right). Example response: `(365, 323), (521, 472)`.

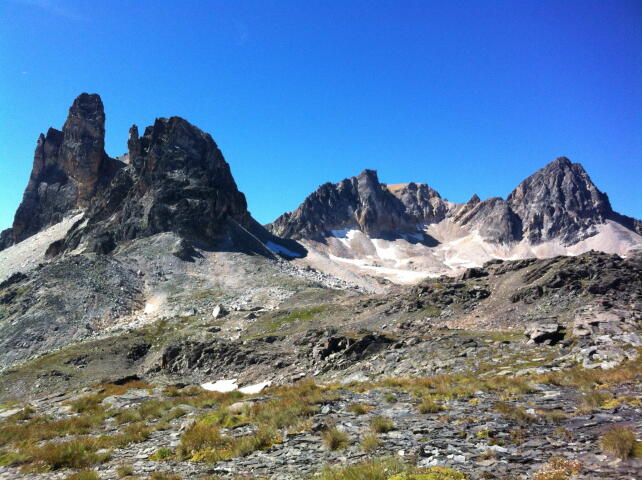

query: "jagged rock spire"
(1, 93), (122, 250)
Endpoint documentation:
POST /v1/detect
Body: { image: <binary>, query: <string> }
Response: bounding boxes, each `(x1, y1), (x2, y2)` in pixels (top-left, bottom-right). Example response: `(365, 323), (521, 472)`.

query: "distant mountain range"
(1, 93), (641, 284)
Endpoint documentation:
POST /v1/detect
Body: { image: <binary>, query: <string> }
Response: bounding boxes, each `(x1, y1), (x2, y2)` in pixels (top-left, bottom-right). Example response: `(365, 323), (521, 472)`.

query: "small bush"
(178, 422), (222, 457)
(149, 473), (182, 480)
(493, 401), (534, 424)
(24, 438), (109, 470)
(322, 426), (349, 450)
(116, 464), (134, 477)
(599, 425), (639, 459)
(537, 409), (568, 424)
(578, 390), (613, 413)
(370, 416), (395, 433)
(317, 458), (405, 480)
(384, 392), (398, 404)
(388, 466), (466, 480)
(347, 403), (373, 415)
(149, 447), (173, 461)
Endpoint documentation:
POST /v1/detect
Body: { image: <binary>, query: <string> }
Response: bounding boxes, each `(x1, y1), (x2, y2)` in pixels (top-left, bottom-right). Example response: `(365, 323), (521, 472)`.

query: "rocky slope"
(0, 252), (640, 479)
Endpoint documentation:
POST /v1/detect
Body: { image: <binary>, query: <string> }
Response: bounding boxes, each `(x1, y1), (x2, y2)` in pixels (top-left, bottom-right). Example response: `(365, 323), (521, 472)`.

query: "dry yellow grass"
(599, 425), (640, 459)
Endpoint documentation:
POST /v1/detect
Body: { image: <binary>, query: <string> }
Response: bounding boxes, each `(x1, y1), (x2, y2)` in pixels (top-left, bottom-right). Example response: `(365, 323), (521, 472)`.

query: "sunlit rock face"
(1, 93), (123, 250)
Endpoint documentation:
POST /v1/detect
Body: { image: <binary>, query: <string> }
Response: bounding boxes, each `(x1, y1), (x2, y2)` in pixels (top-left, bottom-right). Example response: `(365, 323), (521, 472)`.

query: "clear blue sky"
(1, 0), (640, 230)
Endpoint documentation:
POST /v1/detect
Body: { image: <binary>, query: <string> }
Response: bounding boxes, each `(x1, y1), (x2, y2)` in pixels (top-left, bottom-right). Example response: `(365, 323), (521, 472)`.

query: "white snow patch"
(201, 379), (239, 392)
(143, 293), (165, 315)
(266, 241), (301, 258)
(201, 379), (272, 394)
(309, 219), (642, 285)
(328, 254), (428, 284)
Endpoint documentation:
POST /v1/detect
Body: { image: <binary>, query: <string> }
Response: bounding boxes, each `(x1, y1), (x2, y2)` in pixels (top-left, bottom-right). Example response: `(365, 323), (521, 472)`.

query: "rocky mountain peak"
(0, 93), (123, 251)
(271, 156), (641, 253)
(62, 114), (270, 254)
(467, 193), (481, 204)
(268, 169), (428, 240)
(507, 156), (614, 244)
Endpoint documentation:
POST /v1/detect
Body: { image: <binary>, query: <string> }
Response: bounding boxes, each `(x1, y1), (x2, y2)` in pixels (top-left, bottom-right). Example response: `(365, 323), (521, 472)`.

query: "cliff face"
(506, 157), (615, 244)
(0, 94), (123, 250)
(268, 170), (446, 240)
(62, 116), (261, 254)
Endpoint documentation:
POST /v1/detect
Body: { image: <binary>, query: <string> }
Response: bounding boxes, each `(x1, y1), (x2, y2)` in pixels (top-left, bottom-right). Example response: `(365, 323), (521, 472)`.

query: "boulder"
(212, 304), (227, 319)
(525, 320), (565, 345)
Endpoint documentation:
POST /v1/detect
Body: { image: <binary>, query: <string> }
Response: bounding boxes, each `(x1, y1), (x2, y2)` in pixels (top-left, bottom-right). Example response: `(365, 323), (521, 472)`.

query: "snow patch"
(309, 219), (642, 285)
(0, 213), (84, 283)
(201, 379), (272, 394)
(201, 379), (238, 392)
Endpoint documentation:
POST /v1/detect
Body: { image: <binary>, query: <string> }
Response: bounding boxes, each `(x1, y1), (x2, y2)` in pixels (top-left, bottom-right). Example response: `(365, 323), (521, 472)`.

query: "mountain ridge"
(268, 157), (641, 247)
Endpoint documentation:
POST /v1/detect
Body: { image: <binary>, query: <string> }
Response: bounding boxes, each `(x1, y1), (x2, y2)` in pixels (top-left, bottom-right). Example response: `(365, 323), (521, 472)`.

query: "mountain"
(268, 157), (642, 283)
(62, 116), (272, 256)
(0, 94), (123, 250)
(1, 94), (303, 260)
(1, 94), (641, 480)
(0, 93), (309, 368)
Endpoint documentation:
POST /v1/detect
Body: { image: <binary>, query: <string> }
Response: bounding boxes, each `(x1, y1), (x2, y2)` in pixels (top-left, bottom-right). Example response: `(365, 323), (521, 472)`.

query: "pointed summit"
(62, 115), (267, 254)
(0, 93), (123, 250)
(507, 157), (613, 244)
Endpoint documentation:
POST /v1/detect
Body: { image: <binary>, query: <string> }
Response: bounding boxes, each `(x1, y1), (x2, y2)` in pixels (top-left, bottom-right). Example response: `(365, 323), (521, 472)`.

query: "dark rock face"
(507, 157), (614, 244)
(0, 94), (123, 250)
(63, 116), (263, 254)
(268, 170), (444, 240)
(453, 197), (523, 243)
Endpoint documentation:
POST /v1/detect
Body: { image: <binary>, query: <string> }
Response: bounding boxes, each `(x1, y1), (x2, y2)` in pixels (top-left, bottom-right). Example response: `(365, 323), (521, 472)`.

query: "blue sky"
(1, 0), (640, 230)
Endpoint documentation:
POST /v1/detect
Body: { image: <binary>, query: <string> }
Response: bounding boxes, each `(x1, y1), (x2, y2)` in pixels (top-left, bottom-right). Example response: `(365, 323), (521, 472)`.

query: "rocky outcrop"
(452, 197), (523, 243)
(268, 170), (419, 240)
(386, 182), (448, 225)
(0, 94), (123, 251)
(271, 157), (641, 249)
(62, 116), (289, 255)
(507, 157), (614, 244)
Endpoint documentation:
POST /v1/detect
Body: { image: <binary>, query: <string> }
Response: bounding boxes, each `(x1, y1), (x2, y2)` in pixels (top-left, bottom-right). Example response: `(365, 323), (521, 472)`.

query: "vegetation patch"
(322, 426), (349, 450)
(370, 416), (395, 433)
(599, 425), (641, 459)
(532, 456), (581, 480)
(493, 401), (534, 424)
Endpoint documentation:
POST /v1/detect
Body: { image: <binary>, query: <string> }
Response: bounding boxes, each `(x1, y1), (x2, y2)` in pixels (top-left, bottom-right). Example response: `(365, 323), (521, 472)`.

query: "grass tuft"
(599, 425), (640, 459)
(360, 433), (381, 452)
(322, 426), (349, 450)
(370, 416), (395, 433)
(533, 456), (581, 480)
(417, 397), (445, 414)
(65, 471), (100, 480)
